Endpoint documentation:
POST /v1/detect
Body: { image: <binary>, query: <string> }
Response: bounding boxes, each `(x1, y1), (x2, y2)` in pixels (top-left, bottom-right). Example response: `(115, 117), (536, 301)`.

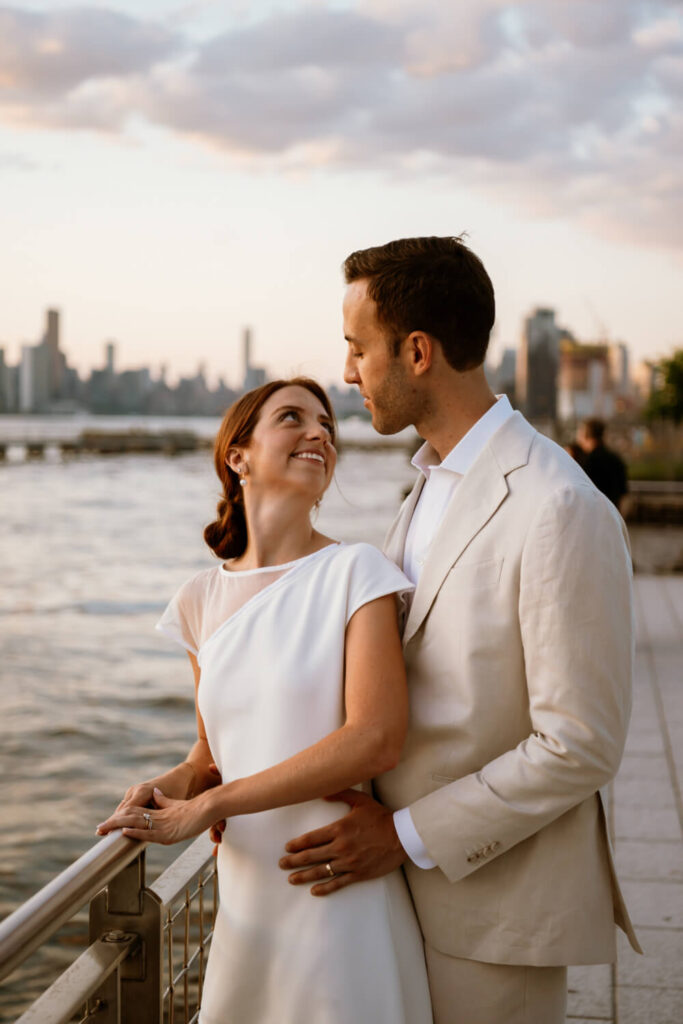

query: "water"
(0, 418), (417, 1018)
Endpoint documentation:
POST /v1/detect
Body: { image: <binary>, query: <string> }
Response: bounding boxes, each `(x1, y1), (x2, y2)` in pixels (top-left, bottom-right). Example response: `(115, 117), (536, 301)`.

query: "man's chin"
(371, 413), (409, 436)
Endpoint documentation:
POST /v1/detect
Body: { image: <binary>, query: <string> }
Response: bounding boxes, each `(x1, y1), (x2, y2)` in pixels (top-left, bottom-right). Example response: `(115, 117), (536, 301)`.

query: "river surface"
(0, 415), (417, 1019)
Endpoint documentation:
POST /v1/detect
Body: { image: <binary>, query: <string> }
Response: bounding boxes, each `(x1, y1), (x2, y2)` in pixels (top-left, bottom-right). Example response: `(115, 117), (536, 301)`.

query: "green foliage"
(646, 349), (683, 424)
(627, 458), (683, 482)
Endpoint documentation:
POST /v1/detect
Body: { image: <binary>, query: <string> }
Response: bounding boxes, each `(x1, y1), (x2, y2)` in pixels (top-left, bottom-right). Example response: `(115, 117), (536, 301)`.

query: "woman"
(97, 378), (433, 1024)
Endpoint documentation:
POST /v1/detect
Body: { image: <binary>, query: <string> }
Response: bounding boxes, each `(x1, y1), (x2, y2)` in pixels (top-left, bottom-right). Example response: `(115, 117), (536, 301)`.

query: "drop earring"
(239, 464), (249, 488)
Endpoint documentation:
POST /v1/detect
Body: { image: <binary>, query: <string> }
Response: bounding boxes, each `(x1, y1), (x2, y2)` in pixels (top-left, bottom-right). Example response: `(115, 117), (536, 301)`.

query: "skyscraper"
(242, 326), (266, 391)
(516, 308), (559, 424)
(44, 308), (65, 397)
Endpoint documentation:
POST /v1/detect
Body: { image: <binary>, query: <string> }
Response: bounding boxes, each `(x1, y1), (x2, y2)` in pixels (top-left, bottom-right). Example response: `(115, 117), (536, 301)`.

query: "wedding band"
(143, 813), (153, 830)
(325, 862), (335, 878)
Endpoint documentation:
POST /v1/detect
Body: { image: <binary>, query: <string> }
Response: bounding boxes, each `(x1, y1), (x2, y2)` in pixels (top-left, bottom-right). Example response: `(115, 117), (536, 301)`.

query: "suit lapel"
(403, 446), (507, 645)
(383, 474), (425, 570)
(402, 412), (536, 647)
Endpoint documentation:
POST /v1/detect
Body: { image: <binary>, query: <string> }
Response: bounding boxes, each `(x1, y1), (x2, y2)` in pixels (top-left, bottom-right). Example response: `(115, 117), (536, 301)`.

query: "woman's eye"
(280, 410), (299, 422)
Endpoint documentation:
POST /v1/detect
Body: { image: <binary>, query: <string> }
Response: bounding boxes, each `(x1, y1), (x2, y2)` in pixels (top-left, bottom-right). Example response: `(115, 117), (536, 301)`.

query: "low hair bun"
(203, 488), (247, 561)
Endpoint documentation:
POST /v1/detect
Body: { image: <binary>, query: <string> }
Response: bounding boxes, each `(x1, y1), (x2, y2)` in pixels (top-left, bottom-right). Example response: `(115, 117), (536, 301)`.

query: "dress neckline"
(219, 542), (341, 578)
(199, 543), (343, 662)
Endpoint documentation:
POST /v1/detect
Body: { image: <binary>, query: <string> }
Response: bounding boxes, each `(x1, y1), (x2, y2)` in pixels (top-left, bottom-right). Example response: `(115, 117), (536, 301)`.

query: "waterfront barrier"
(0, 431), (207, 460)
(0, 429), (417, 461)
(625, 480), (683, 525)
(0, 831), (216, 1023)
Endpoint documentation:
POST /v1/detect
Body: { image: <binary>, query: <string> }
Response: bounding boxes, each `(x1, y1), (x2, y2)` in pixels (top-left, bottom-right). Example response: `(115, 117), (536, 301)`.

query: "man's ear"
(405, 331), (434, 377)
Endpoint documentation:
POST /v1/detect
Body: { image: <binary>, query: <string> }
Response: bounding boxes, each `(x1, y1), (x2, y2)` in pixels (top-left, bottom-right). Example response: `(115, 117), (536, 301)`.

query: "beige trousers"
(425, 945), (568, 1024)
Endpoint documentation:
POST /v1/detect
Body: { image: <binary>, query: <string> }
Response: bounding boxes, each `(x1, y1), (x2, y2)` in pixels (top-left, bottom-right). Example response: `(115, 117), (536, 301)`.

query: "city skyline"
(1, 1), (681, 386)
(1, 302), (653, 424)
(0, 307), (369, 416)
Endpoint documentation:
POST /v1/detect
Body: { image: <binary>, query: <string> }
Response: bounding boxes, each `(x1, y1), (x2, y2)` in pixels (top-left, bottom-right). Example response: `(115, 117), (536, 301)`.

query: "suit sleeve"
(408, 483), (634, 883)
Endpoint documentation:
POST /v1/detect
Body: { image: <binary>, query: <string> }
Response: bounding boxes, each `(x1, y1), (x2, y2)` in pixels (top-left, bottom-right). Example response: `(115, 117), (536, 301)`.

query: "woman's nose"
(306, 420), (332, 444)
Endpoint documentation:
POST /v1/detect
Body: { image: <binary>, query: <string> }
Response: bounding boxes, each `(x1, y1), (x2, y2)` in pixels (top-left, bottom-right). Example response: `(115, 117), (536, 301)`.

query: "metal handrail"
(0, 830), (147, 983)
(1, 831), (217, 1023)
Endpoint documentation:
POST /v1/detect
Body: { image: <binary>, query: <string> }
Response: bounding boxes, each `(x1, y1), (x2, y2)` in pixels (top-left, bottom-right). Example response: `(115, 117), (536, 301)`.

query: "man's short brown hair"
(343, 235), (495, 372)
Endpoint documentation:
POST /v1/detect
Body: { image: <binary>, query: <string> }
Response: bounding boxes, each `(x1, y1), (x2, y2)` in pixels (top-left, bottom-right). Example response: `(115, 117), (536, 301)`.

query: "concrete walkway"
(567, 575), (683, 1024)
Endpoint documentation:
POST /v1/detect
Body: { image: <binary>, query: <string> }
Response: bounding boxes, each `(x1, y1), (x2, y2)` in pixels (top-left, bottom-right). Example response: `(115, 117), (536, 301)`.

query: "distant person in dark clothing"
(564, 440), (587, 468)
(578, 418), (628, 511)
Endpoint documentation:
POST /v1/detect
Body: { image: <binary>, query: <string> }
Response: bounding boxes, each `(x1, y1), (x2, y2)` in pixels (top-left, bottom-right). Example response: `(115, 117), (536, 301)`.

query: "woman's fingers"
(97, 806), (154, 836)
(110, 807), (172, 844)
(122, 823), (169, 844)
(209, 820), (225, 843)
(110, 783), (157, 818)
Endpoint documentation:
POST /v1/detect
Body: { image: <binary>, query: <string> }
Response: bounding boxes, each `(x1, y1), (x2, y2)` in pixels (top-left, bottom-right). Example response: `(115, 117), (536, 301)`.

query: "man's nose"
(344, 355), (359, 384)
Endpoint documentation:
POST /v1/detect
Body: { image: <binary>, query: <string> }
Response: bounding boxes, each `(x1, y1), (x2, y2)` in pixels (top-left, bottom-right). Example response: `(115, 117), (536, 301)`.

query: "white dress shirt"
(393, 396), (515, 868)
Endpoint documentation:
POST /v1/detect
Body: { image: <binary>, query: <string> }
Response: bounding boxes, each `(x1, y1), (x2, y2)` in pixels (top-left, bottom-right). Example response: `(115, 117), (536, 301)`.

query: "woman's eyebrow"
(271, 403), (332, 426)
(272, 403), (305, 415)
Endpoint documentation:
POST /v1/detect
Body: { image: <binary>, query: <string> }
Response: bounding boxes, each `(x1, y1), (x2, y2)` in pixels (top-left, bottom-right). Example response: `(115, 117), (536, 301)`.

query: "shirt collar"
(412, 395), (514, 480)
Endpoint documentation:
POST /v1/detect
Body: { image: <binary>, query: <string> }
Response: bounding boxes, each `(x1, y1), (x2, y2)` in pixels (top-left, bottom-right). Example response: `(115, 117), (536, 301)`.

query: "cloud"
(0, 1), (681, 246)
(0, 5), (181, 127)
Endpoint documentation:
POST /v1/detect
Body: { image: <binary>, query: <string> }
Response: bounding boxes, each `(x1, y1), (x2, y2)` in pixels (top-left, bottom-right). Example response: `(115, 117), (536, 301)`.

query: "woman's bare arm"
(212, 593), (408, 815)
(98, 594), (408, 843)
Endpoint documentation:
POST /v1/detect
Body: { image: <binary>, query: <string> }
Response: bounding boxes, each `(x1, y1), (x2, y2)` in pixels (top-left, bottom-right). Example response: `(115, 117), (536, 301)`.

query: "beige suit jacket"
(376, 412), (641, 966)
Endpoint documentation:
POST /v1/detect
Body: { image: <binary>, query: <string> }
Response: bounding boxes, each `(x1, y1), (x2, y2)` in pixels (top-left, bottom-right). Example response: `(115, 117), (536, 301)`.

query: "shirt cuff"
(393, 807), (437, 869)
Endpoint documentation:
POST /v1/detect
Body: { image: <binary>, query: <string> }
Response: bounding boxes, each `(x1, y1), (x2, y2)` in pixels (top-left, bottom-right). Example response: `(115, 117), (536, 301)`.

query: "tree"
(646, 349), (683, 424)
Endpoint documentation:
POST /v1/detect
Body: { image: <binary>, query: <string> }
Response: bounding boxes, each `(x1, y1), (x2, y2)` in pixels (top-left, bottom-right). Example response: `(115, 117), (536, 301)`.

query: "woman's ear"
(225, 448), (244, 475)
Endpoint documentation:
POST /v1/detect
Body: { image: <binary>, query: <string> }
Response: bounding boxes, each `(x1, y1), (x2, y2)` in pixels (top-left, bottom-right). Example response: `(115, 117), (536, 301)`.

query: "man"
(279, 236), (640, 1024)
(578, 417), (629, 511)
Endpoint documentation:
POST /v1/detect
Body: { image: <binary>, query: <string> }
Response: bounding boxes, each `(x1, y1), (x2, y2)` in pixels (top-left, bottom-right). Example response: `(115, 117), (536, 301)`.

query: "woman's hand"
(209, 819), (226, 845)
(113, 781), (159, 816)
(96, 788), (218, 845)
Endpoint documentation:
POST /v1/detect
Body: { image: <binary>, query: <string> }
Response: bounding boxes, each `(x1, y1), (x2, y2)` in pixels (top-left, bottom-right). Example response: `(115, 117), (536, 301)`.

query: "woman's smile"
(291, 448), (327, 467)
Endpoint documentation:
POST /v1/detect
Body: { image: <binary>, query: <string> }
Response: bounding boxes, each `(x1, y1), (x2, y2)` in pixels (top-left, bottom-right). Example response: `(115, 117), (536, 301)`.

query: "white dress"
(157, 542), (433, 1024)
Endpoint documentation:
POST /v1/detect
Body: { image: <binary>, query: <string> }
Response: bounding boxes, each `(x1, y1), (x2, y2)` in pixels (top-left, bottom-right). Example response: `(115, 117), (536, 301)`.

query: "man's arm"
(281, 483), (633, 893)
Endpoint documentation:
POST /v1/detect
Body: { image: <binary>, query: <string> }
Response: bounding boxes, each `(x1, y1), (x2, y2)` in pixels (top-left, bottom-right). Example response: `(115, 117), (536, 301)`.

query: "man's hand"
(278, 789), (407, 896)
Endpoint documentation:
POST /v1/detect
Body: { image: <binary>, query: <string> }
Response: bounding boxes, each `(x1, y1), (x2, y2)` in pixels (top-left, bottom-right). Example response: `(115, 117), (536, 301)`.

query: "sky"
(1, 0), (682, 388)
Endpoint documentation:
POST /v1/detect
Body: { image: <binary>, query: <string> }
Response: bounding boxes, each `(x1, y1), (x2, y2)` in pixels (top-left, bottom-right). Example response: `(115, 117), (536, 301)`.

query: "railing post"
(89, 850), (164, 1023)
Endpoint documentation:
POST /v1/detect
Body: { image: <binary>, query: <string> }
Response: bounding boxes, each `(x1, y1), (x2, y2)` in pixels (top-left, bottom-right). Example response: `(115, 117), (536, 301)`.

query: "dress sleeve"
(345, 543), (414, 623)
(155, 578), (202, 656)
